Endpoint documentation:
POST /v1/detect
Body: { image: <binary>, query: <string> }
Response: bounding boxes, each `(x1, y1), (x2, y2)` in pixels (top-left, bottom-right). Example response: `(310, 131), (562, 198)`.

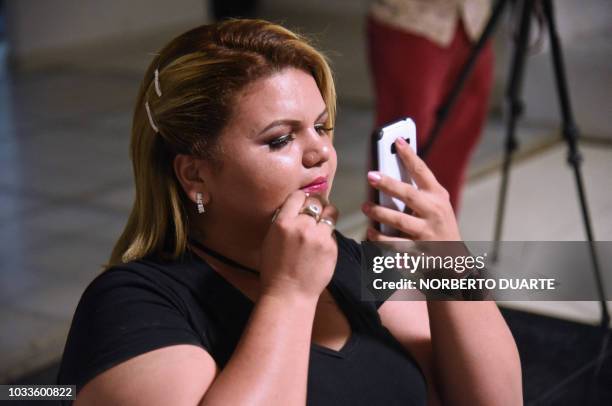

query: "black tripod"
(419, 1), (610, 401)
(421, 0), (608, 328)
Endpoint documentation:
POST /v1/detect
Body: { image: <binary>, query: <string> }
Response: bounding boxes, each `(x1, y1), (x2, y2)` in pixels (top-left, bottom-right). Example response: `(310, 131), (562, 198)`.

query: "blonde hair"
(108, 19), (336, 268)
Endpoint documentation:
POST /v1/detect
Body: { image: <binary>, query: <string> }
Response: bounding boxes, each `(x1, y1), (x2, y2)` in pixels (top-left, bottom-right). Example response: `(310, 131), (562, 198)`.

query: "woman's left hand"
(362, 137), (462, 242)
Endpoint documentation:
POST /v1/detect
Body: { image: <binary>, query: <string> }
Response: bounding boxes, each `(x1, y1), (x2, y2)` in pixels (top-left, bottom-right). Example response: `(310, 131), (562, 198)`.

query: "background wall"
(3, 0), (611, 138)
(5, 0), (208, 66)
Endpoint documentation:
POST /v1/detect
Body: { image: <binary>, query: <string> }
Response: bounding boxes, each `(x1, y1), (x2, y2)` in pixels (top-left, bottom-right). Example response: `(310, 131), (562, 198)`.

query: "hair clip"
(154, 69), (162, 97)
(145, 101), (159, 133)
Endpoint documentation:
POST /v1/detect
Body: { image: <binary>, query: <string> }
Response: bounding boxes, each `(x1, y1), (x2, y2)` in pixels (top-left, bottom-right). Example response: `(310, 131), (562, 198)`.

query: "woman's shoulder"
(70, 253), (221, 340)
(84, 258), (168, 293)
(76, 259), (173, 315)
(59, 254), (212, 392)
(70, 254), (208, 343)
(82, 253), (210, 305)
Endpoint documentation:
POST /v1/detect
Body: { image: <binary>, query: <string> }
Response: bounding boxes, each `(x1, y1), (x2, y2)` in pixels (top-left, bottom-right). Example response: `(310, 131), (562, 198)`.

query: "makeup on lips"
(300, 176), (328, 193)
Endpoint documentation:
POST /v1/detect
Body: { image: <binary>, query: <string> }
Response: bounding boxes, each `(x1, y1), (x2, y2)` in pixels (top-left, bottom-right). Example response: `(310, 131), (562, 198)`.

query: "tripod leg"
(541, 1), (610, 402)
(492, 0), (534, 262)
(541, 0), (609, 329)
(420, 0), (507, 159)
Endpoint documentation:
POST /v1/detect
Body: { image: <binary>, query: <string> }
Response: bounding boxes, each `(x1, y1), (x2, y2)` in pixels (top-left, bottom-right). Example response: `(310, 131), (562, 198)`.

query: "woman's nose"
(302, 128), (331, 167)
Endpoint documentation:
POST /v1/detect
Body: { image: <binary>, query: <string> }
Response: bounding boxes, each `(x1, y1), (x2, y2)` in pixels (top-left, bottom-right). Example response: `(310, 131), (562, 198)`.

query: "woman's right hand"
(259, 190), (339, 301)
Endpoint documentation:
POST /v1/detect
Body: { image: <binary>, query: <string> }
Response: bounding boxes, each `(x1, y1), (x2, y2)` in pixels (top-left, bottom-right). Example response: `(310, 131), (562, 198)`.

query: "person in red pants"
(367, 0), (494, 213)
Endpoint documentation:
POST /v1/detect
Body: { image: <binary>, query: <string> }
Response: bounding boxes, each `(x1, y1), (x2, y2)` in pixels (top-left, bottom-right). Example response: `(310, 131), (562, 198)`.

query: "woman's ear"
(173, 154), (211, 205)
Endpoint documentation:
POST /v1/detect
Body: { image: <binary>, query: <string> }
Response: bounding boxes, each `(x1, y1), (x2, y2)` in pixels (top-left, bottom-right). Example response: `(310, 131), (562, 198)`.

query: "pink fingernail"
(367, 171), (382, 183)
(396, 137), (407, 146)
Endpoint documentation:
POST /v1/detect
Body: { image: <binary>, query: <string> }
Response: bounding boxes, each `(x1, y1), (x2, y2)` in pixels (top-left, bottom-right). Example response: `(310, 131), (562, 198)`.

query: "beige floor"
(460, 142), (612, 325)
(341, 142), (612, 326)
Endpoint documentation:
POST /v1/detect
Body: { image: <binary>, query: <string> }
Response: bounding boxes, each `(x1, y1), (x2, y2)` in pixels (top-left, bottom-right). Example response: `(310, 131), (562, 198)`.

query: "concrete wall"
(262, 0), (368, 15)
(5, 0), (610, 136)
(5, 0), (209, 62)
(516, 0), (612, 137)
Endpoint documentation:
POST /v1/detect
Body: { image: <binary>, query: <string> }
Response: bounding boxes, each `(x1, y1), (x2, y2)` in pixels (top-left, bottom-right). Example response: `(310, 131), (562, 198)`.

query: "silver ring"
(271, 208), (281, 224)
(300, 204), (321, 221)
(318, 218), (335, 229)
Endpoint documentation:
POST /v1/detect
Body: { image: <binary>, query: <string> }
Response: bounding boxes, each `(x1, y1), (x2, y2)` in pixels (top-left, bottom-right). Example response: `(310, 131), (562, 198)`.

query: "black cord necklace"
(188, 238), (259, 276)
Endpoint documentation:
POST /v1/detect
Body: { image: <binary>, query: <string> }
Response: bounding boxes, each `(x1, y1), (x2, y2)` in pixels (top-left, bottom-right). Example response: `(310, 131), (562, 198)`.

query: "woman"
(58, 19), (521, 405)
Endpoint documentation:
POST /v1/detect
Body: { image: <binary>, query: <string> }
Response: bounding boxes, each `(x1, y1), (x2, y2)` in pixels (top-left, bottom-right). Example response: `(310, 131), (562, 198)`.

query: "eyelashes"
(315, 124), (334, 135)
(268, 134), (295, 150)
(267, 124), (334, 151)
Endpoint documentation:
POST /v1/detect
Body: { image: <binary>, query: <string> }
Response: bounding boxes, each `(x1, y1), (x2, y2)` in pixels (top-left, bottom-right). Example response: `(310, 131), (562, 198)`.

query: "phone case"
(370, 117), (417, 236)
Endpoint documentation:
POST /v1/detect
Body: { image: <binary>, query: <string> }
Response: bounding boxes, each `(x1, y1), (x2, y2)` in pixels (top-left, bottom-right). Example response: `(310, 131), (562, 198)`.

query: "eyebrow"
(255, 108), (328, 137)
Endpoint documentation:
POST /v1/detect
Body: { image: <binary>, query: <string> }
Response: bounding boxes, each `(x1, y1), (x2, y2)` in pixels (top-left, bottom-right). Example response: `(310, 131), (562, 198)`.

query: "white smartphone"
(370, 117), (417, 236)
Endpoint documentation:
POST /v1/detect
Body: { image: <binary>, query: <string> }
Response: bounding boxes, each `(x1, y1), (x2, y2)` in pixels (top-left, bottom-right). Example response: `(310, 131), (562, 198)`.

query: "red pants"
(367, 16), (494, 212)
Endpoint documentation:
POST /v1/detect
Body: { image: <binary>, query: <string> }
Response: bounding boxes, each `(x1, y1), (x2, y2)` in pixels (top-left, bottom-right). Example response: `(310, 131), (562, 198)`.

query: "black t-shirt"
(58, 231), (427, 405)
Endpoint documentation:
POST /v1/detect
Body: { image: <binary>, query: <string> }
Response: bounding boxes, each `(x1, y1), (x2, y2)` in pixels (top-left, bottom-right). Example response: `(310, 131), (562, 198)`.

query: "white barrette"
(145, 101), (159, 133)
(154, 69), (162, 97)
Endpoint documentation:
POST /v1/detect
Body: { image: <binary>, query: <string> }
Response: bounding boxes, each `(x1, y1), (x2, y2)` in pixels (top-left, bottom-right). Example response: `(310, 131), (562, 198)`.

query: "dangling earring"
(196, 192), (206, 214)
